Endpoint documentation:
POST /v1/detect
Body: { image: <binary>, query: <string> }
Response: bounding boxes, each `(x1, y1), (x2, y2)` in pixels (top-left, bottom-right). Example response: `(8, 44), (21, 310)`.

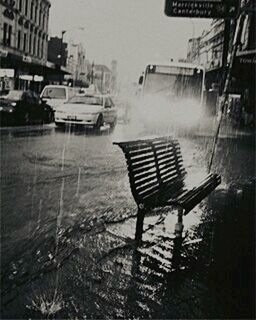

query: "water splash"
(27, 292), (64, 316)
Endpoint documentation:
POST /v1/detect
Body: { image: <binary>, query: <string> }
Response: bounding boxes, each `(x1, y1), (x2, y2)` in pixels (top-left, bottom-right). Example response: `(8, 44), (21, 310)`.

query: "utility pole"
(221, 19), (232, 95)
(208, 6), (247, 172)
(91, 61), (94, 85)
(59, 30), (66, 85)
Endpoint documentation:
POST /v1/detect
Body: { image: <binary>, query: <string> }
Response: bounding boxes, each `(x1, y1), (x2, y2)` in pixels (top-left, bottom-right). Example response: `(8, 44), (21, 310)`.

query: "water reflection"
(54, 123), (114, 136)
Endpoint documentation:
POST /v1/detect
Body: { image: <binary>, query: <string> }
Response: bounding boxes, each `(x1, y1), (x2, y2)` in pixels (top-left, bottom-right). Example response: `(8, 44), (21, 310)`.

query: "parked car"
(40, 85), (79, 111)
(0, 90), (54, 126)
(55, 94), (117, 130)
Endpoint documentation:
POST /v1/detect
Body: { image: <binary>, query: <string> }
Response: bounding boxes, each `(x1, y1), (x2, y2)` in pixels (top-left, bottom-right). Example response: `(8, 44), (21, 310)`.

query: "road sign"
(165, 0), (239, 18)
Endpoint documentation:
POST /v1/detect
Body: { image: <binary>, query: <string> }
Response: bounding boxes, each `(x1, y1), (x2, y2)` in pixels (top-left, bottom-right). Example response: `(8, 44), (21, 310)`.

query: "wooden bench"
(114, 136), (221, 241)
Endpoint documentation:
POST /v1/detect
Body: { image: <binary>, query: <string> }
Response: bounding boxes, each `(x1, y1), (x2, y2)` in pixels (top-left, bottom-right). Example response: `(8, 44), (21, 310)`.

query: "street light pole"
(59, 30), (66, 85)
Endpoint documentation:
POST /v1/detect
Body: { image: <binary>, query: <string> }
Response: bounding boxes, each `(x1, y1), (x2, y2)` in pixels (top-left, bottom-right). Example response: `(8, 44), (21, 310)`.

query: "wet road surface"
(1, 123), (255, 319)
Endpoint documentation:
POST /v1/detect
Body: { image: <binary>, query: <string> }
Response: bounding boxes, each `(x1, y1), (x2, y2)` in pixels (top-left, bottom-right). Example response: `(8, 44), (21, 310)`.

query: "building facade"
(186, 0), (255, 120)
(48, 36), (68, 67)
(187, 19), (226, 90)
(0, 0), (51, 93)
(65, 42), (87, 87)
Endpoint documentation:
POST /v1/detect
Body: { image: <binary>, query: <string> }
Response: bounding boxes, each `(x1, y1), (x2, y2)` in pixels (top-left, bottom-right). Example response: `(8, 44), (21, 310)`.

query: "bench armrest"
(171, 173), (221, 214)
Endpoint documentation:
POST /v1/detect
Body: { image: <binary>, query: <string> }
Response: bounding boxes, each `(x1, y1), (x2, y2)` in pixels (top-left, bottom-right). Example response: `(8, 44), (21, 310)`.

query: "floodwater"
(1, 123), (255, 319)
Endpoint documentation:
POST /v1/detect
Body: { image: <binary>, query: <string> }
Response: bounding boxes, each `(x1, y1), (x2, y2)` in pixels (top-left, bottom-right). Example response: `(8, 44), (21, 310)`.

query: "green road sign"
(165, 0), (239, 18)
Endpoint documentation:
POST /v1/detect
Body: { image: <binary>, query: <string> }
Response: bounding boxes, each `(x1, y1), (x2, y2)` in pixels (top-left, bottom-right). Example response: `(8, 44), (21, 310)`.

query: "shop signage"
(0, 69), (14, 77)
(236, 54), (256, 65)
(165, 0), (239, 18)
(19, 75), (33, 81)
(33, 75), (44, 82)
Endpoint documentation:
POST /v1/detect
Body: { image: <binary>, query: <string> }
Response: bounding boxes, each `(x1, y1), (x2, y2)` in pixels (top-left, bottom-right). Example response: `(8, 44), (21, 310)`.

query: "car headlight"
(0, 107), (3, 111)
(9, 109), (13, 113)
(11, 102), (16, 107)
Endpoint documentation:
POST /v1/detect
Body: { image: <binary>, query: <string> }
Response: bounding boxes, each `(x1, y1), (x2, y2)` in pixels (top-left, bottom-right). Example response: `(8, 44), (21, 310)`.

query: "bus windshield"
(143, 65), (204, 102)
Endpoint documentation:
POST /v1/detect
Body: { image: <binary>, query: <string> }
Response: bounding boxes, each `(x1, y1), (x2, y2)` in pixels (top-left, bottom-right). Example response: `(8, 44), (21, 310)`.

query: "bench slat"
(129, 148), (154, 157)
(124, 144), (151, 152)
(136, 180), (159, 193)
(129, 150), (154, 160)
(157, 152), (175, 162)
(133, 169), (157, 180)
(131, 162), (158, 175)
(134, 174), (158, 187)
(159, 158), (184, 170)
(161, 172), (183, 185)
(129, 154), (155, 165)
(152, 144), (176, 153)
(139, 184), (160, 198)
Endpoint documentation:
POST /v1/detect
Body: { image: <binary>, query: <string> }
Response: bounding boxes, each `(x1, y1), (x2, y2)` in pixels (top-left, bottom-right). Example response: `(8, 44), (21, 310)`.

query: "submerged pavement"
(1, 122), (255, 319)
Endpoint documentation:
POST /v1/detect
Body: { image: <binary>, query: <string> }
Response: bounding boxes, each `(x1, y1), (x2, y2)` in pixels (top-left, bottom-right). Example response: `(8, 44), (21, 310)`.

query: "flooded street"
(1, 123), (255, 319)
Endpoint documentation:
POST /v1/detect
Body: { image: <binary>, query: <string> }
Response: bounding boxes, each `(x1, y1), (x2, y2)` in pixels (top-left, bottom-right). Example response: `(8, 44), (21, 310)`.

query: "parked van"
(40, 85), (79, 111)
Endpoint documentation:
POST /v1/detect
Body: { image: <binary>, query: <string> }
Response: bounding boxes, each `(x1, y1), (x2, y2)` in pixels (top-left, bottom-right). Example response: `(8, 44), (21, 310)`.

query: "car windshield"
(6, 91), (23, 101)
(68, 96), (103, 105)
(42, 88), (66, 99)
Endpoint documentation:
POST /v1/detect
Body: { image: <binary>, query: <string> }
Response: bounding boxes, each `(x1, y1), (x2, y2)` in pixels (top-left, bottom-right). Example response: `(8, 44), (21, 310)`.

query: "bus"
(137, 62), (205, 129)
(139, 62), (205, 104)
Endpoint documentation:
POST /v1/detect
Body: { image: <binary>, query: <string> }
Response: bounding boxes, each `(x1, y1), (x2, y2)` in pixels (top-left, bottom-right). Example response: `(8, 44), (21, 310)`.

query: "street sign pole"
(208, 9), (246, 172)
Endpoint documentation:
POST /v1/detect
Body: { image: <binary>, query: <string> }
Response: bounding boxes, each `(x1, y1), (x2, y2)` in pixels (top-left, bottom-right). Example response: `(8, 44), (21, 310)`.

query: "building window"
(39, 9), (42, 26)
(42, 13), (45, 30)
(25, 0), (28, 16)
(23, 33), (27, 51)
(41, 38), (44, 58)
(3, 23), (12, 47)
(30, 2), (34, 19)
(3, 23), (8, 45)
(17, 30), (21, 49)
(19, 0), (23, 11)
(8, 25), (12, 47)
(29, 33), (32, 53)
(35, 6), (38, 23)
(33, 34), (36, 55)
(37, 36), (40, 57)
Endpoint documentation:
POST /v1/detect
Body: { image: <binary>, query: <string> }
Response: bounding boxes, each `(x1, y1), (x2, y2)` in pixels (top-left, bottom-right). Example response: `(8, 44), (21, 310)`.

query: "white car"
(55, 94), (117, 129)
(40, 85), (79, 111)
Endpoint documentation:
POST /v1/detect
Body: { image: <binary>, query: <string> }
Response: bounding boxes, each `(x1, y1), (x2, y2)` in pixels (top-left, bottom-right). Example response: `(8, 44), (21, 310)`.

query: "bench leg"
(175, 207), (184, 238)
(172, 236), (183, 269)
(135, 209), (145, 243)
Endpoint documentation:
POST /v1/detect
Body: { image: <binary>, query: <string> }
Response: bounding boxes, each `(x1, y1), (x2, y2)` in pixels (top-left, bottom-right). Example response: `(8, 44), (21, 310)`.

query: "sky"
(49, 0), (212, 83)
